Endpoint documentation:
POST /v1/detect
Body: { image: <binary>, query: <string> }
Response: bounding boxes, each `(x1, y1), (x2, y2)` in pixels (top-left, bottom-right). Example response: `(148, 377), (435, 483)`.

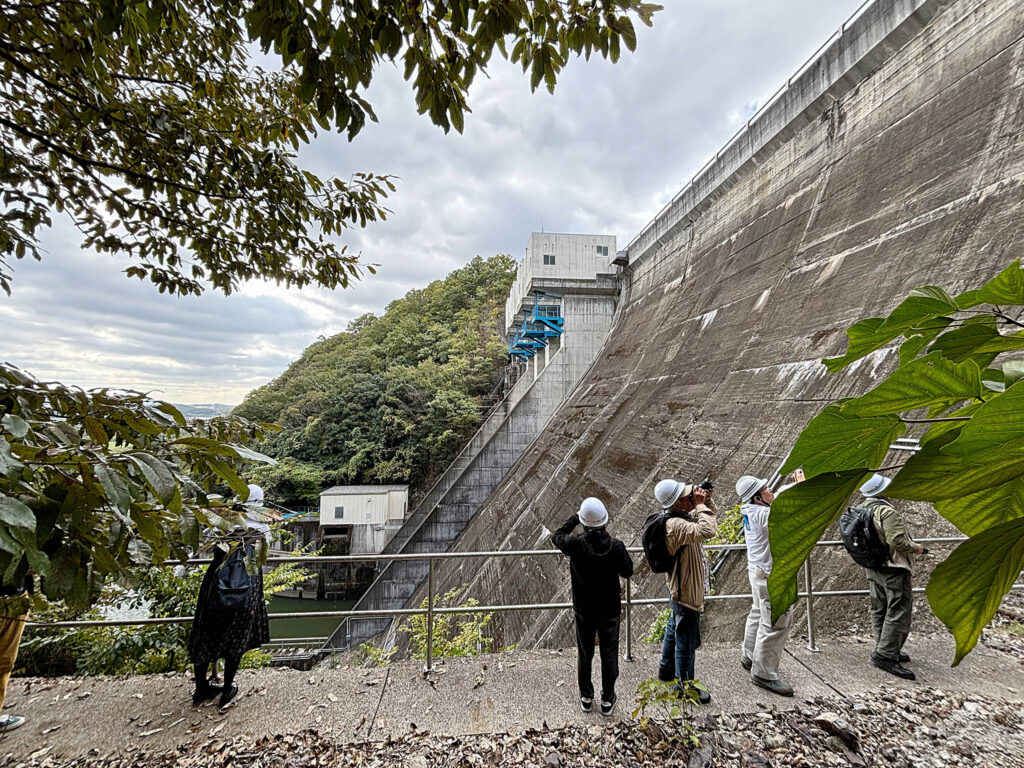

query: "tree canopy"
(235, 254), (516, 507)
(1, 0), (661, 296)
(767, 260), (1024, 664)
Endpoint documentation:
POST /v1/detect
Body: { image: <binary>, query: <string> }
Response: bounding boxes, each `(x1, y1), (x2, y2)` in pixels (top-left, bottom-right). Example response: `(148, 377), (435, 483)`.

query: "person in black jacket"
(553, 497), (634, 716)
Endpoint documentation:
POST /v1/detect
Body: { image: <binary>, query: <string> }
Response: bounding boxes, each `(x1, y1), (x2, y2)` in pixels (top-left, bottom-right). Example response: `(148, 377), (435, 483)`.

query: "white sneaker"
(0, 715), (25, 732)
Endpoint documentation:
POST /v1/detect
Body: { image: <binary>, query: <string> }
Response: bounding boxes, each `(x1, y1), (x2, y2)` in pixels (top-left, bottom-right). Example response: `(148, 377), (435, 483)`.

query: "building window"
(334, 505), (344, 520)
(543, 254), (556, 266)
(596, 245), (609, 257)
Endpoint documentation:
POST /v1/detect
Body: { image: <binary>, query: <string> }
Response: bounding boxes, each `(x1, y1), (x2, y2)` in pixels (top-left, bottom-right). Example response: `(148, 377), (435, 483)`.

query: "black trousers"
(575, 611), (620, 702)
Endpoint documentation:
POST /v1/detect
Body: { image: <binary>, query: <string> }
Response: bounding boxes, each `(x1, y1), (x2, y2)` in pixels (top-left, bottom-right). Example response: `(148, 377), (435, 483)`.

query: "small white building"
(318, 484), (410, 555)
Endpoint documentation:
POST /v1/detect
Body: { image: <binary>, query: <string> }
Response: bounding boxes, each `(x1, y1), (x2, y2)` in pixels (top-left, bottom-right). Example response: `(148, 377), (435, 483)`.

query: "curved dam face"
(419, 0), (1024, 650)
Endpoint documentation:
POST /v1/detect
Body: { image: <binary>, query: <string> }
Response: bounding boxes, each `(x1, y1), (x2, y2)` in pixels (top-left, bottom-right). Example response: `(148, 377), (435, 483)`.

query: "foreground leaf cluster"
(0, 364), (275, 607)
(234, 254), (516, 507)
(767, 260), (1024, 664)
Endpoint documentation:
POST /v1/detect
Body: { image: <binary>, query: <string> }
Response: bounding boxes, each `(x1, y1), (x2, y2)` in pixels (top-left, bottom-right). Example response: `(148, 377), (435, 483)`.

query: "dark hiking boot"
(192, 683), (223, 706)
(740, 655), (752, 671)
(600, 694), (617, 717)
(579, 695), (593, 713)
(871, 653), (916, 680)
(697, 689), (711, 705)
(751, 675), (794, 697)
(657, 666), (676, 683)
(219, 683), (239, 709)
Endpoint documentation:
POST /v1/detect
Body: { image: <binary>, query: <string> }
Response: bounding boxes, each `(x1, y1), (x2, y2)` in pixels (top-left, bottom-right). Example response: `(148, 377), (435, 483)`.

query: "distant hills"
(172, 403), (234, 419)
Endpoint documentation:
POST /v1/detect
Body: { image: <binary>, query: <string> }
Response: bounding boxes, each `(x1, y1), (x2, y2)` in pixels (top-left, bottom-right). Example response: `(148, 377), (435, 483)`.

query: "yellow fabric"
(0, 594), (29, 712)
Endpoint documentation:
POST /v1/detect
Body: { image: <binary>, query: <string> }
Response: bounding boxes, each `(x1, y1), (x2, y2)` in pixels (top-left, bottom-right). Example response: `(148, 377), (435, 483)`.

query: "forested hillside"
(234, 255), (516, 508)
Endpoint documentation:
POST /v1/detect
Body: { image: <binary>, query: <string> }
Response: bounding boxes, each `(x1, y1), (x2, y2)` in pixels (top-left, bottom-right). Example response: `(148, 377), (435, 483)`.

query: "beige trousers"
(0, 594), (29, 711)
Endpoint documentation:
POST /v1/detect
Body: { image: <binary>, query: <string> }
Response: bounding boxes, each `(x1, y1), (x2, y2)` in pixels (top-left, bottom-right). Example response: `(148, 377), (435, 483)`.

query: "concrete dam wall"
(418, 0), (1024, 650)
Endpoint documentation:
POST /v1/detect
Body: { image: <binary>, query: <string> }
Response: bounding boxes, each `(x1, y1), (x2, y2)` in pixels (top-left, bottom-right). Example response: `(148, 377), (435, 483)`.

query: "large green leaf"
(0, 441), (24, 479)
(926, 517), (1024, 665)
(955, 259), (1024, 308)
(824, 288), (959, 372)
(942, 382), (1024, 465)
(926, 322), (1003, 367)
(781, 406), (904, 478)
(898, 318), (951, 365)
(933, 477), (1024, 536)
(824, 318), (898, 373)
(207, 457), (250, 499)
(1, 414), (30, 439)
(1004, 360), (1024, 386)
(767, 470), (870, 623)
(887, 429), (1024, 500)
(94, 462), (131, 516)
(840, 353), (982, 418)
(0, 493), (36, 530)
(127, 453), (177, 505)
(877, 286), (959, 335)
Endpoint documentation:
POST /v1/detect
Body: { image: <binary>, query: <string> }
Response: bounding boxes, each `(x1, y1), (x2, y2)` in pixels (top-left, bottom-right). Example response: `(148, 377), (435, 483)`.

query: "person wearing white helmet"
(652, 478), (718, 704)
(553, 497), (634, 716)
(859, 473), (925, 680)
(736, 470), (803, 697)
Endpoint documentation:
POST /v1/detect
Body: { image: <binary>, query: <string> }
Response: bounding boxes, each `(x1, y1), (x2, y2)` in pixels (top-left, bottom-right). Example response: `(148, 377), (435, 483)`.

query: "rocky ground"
(5, 685), (1022, 768)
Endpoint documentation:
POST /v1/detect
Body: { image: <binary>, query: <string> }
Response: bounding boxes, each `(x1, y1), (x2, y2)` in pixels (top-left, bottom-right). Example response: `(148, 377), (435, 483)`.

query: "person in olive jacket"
(553, 497), (634, 717)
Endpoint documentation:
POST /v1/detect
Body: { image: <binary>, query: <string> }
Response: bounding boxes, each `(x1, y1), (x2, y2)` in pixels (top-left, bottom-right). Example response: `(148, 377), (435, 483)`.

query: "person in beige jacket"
(654, 479), (719, 704)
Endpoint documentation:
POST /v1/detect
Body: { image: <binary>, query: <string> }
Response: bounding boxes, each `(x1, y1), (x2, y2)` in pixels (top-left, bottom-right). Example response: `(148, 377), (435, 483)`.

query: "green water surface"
(267, 596), (354, 641)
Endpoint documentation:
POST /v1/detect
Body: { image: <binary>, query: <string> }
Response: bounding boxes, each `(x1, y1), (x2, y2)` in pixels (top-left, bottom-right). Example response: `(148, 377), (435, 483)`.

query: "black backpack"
(211, 546), (253, 612)
(839, 506), (889, 569)
(641, 511), (680, 573)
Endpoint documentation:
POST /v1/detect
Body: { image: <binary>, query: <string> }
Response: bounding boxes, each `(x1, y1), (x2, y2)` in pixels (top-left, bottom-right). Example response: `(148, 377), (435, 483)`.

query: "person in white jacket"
(735, 471), (802, 696)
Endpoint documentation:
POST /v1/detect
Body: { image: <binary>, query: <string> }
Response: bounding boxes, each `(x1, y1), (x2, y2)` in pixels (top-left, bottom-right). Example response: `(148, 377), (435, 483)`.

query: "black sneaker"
(871, 653), (916, 680)
(740, 654), (752, 671)
(600, 694), (616, 717)
(697, 689), (711, 705)
(899, 652), (910, 663)
(579, 694), (593, 713)
(219, 683), (239, 709)
(192, 683), (223, 706)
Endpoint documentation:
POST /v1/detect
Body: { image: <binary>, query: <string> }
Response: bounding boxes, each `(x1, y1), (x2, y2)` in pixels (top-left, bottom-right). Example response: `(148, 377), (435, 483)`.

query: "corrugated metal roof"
(319, 484), (409, 496)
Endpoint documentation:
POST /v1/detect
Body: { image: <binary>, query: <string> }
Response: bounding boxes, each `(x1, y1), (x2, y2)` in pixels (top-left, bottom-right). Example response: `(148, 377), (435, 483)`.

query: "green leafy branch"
(0, 363), (277, 608)
(767, 260), (1024, 664)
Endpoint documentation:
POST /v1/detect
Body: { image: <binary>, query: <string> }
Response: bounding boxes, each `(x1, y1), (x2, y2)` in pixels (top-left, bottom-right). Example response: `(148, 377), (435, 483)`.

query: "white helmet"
(860, 473), (892, 498)
(736, 475), (768, 503)
(578, 497), (609, 528)
(654, 479), (686, 509)
(245, 483), (264, 506)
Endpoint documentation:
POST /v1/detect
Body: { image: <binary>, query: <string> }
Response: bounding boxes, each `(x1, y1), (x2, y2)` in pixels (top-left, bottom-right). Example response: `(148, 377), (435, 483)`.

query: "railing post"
(425, 557), (435, 672)
(623, 577), (634, 662)
(804, 554), (819, 653)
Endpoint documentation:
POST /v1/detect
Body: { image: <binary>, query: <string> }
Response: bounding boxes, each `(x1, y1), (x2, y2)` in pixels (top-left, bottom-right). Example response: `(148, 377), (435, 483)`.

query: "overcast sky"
(1, 1), (865, 405)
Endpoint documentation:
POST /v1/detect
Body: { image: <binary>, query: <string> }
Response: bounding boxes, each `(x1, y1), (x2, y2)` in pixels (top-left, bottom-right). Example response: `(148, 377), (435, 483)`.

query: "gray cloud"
(2, 1), (862, 403)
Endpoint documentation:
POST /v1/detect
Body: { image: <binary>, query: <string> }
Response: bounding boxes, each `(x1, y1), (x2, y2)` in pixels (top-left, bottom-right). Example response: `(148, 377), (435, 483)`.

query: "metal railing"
(27, 536), (1022, 673)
